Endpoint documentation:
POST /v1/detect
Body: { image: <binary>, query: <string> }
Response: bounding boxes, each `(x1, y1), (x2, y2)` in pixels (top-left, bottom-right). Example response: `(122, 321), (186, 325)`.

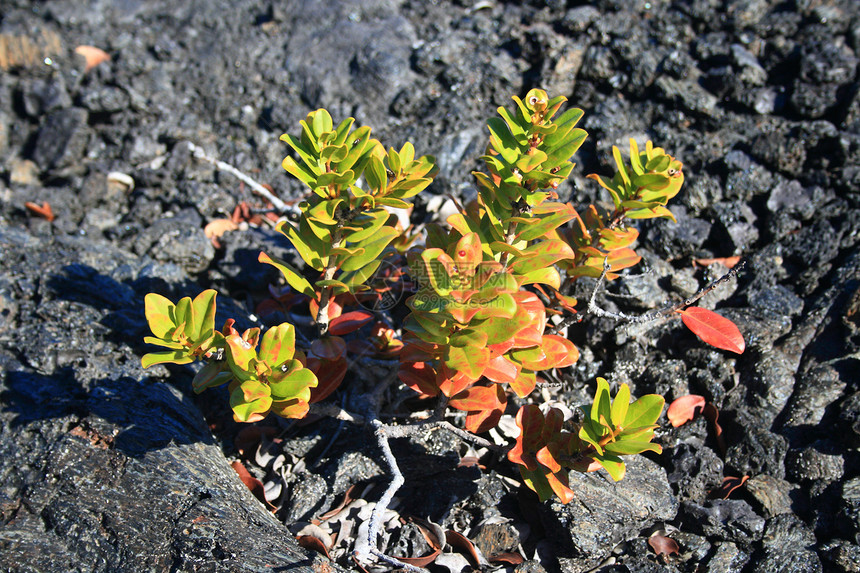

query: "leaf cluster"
(142, 292), (317, 423)
(507, 379), (664, 503)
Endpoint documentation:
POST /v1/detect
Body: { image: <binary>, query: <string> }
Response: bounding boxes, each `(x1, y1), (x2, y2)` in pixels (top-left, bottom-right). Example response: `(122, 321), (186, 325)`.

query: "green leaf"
(623, 394), (666, 429)
(365, 155), (387, 191)
(143, 336), (184, 349)
(277, 219), (326, 270)
(603, 440), (662, 456)
(191, 290), (217, 343)
(612, 146), (631, 188)
(632, 173), (670, 189)
(230, 386), (273, 423)
(258, 252), (314, 298)
(174, 297), (192, 337)
(445, 344), (489, 379)
(543, 128), (587, 171)
(191, 362), (233, 393)
(259, 323), (296, 367)
(387, 147), (401, 175)
(141, 350), (194, 368)
(594, 453), (626, 481)
(610, 383), (630, 427)
(645, 154), (671, 172)
(449, 328), (489, 348)
(144, 293), (176, 339)
(515, 209), (577, 242)
(340, 227), (398, 271)
(487, 117), (521, 164)
(516, 150), (548, 173)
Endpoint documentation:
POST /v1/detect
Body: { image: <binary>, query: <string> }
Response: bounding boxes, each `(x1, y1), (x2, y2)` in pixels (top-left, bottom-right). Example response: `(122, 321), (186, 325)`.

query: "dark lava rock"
(546, 456), (678, 571)
(680, 499), (766, 549)
(30, 107), (90, 173)
(755, 514), (822, 572)
(0, 229), (331, 572)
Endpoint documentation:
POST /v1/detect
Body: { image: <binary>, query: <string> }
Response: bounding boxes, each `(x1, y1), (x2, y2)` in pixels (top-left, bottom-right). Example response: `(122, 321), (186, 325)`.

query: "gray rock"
(548, 456), (678, 571)
(31, 108), (90, 172)
(680, 499), (766, 548)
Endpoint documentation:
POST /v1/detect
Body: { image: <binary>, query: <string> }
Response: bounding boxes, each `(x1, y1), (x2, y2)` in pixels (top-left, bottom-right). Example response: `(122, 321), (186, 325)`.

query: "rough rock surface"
(0, 0), (858, 571)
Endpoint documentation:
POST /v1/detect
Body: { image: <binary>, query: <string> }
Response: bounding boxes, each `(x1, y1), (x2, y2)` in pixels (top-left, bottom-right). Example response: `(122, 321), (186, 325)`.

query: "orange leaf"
(666, 395), (706, 427)
(74, 45), (111, 71)
(677, 307), (745, 354)
(24, 201), (55, 222)
(694, 256), (741, 269)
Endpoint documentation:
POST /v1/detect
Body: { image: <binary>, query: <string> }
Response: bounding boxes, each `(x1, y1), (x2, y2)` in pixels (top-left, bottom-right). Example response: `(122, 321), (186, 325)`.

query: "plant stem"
(315, 229), (343, 337)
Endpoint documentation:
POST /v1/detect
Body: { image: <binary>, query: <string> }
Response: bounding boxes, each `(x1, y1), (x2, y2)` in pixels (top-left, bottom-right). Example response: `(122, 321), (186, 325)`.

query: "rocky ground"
(0, 0), (859, 571)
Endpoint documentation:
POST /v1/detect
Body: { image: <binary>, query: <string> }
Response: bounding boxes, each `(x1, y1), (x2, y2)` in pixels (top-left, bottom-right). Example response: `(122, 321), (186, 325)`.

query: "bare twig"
(186, 141), (299, 217)
(308, 401), (365, 424)
(353, 417), (428, 573)
(587, 258), (745, 323)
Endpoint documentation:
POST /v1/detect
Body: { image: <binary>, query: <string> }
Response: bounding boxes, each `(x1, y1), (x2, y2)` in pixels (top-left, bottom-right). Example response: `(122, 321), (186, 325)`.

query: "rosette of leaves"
(218, 322), (318, 423)
(399, 230), (578, 432)
(142, 292), (317, 423)
(141, 290), (220, 367)
(588, 139), (684, 221)
(507, 378), (664, 503)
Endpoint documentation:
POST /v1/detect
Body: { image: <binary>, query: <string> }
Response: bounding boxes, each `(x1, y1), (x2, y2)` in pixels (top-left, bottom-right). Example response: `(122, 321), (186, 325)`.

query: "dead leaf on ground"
(398, 518), (445, 567)
(694, 256), (741, 269)
(666, 395), (706, 427)
(319, 484), (360, 521)
(204, 218), (239, 248)
(74, 45), (110, 71)
(230, 460), (277, 511)
(702, 402), (726, 456)
(648, 533), (680, 556)
(710, 475), (749, 499)
(25, 201), (55, 222)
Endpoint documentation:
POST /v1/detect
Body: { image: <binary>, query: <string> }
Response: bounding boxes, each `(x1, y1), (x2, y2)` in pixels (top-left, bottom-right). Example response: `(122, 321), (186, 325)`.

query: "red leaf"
(307, 356), (347, 403)
(464, 406), (504, 434)
(482, 354), (519, 384)
(666, 395), (706, 427)
(230, 461), (276, 511)
(310, 335), (347, 360)
(678, 307), (745, 354)
(489, 552), (525, 565)
(449, 384), (505, 412)
(328, 310), (375, 335)
(648, 533), (680, 556)
(398, 361), (440, 397)
(445, 530), (483, 568)
(297, 535), (332, 560)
